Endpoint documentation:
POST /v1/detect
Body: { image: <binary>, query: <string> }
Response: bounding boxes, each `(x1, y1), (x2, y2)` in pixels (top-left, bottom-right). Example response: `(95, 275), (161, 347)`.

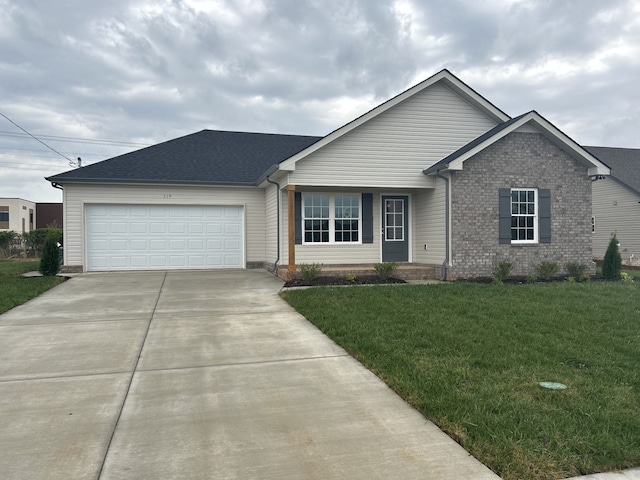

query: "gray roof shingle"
(46, 130), (322, 186)
(584, 146), (640, 195)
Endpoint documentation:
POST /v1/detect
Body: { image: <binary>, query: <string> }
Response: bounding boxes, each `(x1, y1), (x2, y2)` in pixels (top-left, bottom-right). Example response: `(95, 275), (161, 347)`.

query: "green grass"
(0, 260), (63, 314)
(281, 281), (640, 480)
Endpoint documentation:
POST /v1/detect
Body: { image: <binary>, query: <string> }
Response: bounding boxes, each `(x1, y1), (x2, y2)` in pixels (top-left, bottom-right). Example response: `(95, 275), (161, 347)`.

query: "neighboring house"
(35, 203), (63, 229)
(0, 198), (35, 234)
(585, 146), (640, 266)
(46, 70), (609, 279)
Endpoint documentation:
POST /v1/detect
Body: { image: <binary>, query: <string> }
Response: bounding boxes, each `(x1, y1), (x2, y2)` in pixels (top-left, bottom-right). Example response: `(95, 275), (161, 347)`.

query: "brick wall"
(449, 132), (594, 279)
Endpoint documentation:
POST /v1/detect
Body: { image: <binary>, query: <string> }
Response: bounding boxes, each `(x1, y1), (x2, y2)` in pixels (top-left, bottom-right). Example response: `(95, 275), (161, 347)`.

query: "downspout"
(266, 174), (281, 275)
(436, 170), (450, 281)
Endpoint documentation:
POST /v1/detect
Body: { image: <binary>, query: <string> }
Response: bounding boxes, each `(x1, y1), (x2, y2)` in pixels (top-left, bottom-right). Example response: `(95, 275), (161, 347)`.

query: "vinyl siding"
(264, 182), (279, 267)
(288, 83), (498, 188)
(592, 178), (640, 260)
(281, 190), (382, 265)
(412, 180), (446, 264)
(63, 184), (265, 269)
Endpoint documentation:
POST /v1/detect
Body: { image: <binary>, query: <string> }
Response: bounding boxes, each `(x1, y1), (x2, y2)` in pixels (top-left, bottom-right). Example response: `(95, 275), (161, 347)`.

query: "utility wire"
(0, 112), (78, 167)
(0, 130), (150, 147)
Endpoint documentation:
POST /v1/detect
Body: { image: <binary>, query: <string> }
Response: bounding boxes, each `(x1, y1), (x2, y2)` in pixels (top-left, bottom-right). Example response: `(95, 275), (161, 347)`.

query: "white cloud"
(0, 0), (639, 202)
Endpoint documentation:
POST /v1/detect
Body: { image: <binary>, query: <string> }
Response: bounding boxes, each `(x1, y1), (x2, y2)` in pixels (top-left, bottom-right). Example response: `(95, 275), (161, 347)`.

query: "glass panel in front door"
(385, 199), (404, 241)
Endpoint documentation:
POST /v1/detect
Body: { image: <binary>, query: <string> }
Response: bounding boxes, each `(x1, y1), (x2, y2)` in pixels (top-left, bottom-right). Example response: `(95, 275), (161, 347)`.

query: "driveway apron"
(0, 270), (499, 480)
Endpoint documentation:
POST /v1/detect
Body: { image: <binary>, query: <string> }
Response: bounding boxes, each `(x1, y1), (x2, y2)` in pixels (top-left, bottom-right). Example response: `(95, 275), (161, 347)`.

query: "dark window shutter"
(294, 192), (302, 245)
(498, 188), (512, 244)
(362, 193), (373, 244)
(539, 188), (551, 243)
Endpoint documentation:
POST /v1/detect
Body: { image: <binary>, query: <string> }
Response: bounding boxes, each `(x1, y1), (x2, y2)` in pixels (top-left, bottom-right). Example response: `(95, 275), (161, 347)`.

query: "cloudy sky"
(1, 0), (639, 202)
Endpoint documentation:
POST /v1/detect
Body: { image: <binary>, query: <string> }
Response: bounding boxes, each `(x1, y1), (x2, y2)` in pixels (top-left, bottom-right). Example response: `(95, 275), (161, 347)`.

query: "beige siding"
(63, 184), (265, 270)
(264, 183), (279, 267)
(0, 198), (36, 233)
(592, 178), (640, 261)
(281, 190), (381, 265)
(288, 83), (498, 188)
(413, 180), (446, 264)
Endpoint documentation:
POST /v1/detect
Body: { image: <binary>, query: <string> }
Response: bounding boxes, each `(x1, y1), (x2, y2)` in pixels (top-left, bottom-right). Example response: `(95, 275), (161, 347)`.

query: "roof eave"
(424, 112), (611, 177)
(279, 69), (511, 172)
(46, 177), (258, 187)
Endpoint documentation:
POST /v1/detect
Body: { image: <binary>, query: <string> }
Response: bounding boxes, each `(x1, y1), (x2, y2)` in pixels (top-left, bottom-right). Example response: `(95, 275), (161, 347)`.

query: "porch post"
(287, 184), (296, 273)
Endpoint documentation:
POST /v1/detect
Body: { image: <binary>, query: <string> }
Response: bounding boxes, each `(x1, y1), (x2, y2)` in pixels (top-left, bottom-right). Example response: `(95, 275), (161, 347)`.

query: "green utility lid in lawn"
(539, 381), (568, 390)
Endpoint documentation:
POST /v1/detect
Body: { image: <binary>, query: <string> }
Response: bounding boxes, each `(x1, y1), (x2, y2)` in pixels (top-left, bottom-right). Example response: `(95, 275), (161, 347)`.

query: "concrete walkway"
(0, 270), (499, 479)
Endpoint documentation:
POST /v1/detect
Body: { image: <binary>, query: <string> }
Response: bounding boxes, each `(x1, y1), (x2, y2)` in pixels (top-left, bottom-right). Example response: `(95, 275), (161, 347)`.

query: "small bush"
(565, 262), (588, 282)
(525, 275), (537, 284)
(23, 228), (62, 257)
(0, 230), (20, 257)
(602, 235), (622, 280)
(39, 232), (60, 276)
(346, 273), (356, 282)
(374, 262), (398, 280)
(492, 260), (513, 284)
(621, 272), (634, 283)
(299, 263), (323, 282)
(536, 261), (559, 281)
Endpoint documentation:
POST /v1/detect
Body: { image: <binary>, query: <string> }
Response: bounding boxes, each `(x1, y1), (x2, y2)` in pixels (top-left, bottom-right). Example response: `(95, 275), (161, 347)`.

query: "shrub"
(492, 260), (513, 284)
(22, 228), (62, 257)
(621, 272), (634, 283)
(374, 262), (398, 280)
(346, 273), (356, 282)
(565, 262), (588, 282)
(536, 261), (559, 281)
(299, 263), (323, 282)
(602, 235), (622, 280)
(0, 230), (20, 257)
(39, 232), (60, 276)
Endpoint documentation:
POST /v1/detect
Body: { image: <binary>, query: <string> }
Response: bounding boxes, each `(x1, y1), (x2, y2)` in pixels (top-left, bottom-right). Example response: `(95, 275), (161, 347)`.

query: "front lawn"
(0, 260), (63, 314)
(281, 281), (640, 480)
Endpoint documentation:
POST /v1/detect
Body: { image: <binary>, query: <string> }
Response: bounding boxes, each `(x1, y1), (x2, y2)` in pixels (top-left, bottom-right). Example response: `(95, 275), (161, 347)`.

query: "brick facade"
(448, 132), (594, 279)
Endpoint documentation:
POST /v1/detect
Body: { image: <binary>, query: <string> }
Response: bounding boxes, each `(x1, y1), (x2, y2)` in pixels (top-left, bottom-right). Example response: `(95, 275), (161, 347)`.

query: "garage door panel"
(86, 204), (244, 271)
(131, 222), (148, 234)
(150, 223), (166, 234)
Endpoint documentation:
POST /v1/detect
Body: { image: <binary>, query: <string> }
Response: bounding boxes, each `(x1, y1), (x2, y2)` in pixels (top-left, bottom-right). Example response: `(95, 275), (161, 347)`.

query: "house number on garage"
(162, 194), (172, 199)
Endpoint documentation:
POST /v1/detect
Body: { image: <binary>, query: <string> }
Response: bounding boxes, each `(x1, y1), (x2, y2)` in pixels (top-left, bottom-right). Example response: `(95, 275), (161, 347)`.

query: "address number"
(162, 194), (172, 199)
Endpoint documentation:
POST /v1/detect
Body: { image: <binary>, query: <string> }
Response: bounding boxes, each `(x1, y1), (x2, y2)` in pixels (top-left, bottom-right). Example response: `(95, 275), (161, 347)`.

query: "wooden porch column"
(287, 184), (296, 273)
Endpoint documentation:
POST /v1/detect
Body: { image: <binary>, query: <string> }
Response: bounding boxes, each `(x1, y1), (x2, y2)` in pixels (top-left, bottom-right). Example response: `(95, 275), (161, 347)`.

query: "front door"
(382, 196), (408, 262)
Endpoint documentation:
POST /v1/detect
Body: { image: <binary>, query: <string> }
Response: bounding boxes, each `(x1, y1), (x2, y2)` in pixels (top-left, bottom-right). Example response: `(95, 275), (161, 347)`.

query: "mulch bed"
(284, 276), (406, 287)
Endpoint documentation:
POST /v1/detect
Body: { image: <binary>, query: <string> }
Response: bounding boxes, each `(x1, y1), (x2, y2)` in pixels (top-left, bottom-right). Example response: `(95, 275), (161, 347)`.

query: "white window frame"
(511, 188), (538, 244)
(302, 193), (362, 245)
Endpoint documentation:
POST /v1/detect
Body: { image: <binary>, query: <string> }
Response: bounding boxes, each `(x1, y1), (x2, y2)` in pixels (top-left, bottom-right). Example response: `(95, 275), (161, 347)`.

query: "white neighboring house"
(586, 146), (640, 266)
(0, 198), (36, 234)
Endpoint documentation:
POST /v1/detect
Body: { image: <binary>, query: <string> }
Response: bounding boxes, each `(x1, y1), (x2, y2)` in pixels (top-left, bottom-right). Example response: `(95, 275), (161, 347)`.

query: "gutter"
(435, 170), (450, 281)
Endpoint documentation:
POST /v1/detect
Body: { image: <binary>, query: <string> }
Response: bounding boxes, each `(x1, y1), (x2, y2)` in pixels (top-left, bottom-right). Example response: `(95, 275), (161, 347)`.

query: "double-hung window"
(499, 188), (551, 244)
(511, 188), (537, 242)
(303, 194), (360, 243)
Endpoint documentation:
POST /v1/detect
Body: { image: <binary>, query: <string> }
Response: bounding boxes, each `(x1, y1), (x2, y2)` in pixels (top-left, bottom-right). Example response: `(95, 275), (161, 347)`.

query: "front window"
(0, 210), (8, 222)
(511, 188), (537, 243)
(303, 194), (360, 243)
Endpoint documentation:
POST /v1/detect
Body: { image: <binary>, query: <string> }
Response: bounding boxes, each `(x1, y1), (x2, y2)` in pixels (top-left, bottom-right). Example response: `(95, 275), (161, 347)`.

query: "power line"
(0, 112), (77, 166)
(0, 130), (150, 147)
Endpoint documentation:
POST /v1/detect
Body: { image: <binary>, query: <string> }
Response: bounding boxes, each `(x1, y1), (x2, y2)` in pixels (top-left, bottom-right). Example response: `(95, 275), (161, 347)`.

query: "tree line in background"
(0, 227), (63, 258)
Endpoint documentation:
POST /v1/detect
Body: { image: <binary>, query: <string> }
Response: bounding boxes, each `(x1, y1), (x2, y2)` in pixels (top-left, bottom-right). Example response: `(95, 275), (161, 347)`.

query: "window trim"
(510, 188), (538, 244)
(302, 193), (362, 245)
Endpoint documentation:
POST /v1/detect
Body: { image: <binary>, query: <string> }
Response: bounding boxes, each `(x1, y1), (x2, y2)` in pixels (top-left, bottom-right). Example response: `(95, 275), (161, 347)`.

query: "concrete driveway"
(0, 270), (499, 479)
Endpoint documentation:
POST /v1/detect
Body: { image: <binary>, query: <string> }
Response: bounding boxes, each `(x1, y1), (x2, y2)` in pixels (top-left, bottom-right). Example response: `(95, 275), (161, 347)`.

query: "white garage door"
(85, 204), (244, 271)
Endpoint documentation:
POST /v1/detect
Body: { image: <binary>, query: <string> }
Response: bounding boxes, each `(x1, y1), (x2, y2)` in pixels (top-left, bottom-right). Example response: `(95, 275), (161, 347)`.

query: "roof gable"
(584, 146), (640, 195)
(46, 130), (321, 186)
(424, 111), (611, 177)
(278, 69), (511, 171)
